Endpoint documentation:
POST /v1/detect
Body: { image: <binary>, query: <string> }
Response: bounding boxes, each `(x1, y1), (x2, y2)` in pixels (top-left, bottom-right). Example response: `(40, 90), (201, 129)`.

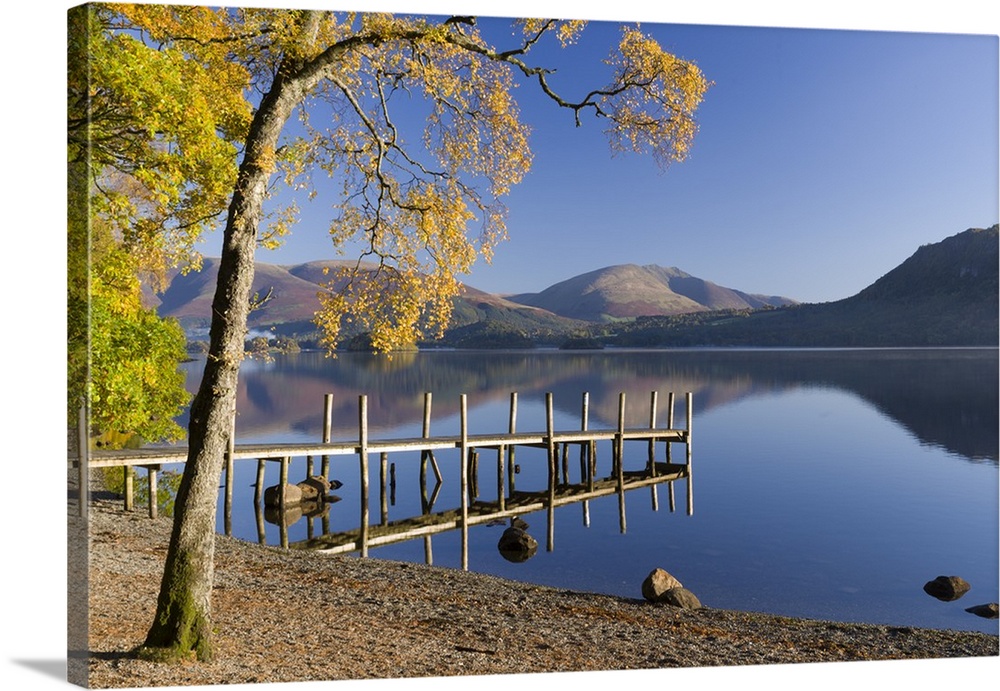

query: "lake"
(173, 347), (999, 635)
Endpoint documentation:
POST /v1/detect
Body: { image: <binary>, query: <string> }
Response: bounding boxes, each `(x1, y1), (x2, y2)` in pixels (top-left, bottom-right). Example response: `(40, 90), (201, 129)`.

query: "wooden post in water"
(468, 449), (479, 500)
(507, 392), (518, 495)
(424, 535), (434, 566)
(686, 391), (693, 516)
(279, 456), (289, 510)
(546, 392), (556, 551)
(390, 462), (396, 506)
(648, 391), (658, 473)
(580, 392), (592, 527)
(254, 459), (265, 506)
(279, 501), (289, 549)
(322, 393), (333, 479)
(561, 440), (570, 485)
(279, 455), (290, 546)
(379, 452), (389, 525)
(459, 394), (469, 570)
(420, 392), (443, 485)
(419, 393), (430, 490)
(667, 391), (676, 512)
(358, 395), (370, 557)
(648, 390), (660, 510)
(495, 393), (510, 510)
(616, 392), (627, 534)
(254, 490), (266, 545)
(496, 435), (506, 511)
(147, 466), (159, 519)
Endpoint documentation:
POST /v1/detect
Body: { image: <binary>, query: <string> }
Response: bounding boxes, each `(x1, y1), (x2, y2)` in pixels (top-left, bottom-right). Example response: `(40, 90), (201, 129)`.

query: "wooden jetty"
(71, 389), (693, 566)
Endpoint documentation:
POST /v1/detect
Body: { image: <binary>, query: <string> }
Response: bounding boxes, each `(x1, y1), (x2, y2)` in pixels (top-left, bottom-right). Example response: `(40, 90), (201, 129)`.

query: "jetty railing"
(69, 390), (693, 562)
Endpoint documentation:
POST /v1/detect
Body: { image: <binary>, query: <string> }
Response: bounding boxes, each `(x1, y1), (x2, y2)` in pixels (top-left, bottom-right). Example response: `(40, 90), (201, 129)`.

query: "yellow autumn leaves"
(84, 7), (708, 358)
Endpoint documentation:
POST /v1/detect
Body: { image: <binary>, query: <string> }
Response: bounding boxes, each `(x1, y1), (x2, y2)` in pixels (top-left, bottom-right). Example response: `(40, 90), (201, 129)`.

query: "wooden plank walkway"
(79, 427), (688, 468)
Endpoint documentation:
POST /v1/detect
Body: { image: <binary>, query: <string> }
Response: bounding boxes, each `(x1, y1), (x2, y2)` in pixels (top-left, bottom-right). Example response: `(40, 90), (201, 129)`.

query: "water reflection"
(183, 348), (999, 464)
(255, 435), (693, 571)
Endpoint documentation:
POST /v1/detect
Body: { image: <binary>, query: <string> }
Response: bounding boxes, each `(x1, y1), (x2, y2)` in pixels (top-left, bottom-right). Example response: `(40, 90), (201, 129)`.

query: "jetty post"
(580, 391), (592, 527)
(459, 394), (470, 569)
(616, 392), (627, 533)
(419, 392), (437, 561)
(667, 392), (676, 512)
(648, 390), (660, 511)
(321, 394), (333, 479)
(380, 452), (390, 524)
(358, 394), (370, 557)
(545, 392), (556, 551)
(686, 391), (694, 516)
(506, 392), (518, 496)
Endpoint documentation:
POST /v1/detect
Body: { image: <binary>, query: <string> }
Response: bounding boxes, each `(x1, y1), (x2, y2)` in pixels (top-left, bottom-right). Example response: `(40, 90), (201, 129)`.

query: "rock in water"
(497, 526), (538, 562)
(922, 575), (971, 601)
(296, 475), (332, 501)
(965, 603), (999, 619)
(641, 568), (684, 602)
(263, 482), (303, 508)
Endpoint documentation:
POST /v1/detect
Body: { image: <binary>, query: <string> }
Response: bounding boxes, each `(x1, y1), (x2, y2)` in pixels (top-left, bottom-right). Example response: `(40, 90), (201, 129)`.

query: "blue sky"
(239, 1), (1000, 305)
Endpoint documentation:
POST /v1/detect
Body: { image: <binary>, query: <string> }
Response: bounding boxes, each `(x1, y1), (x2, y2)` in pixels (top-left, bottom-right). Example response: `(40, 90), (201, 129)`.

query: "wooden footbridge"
(71, 389), (693, 565)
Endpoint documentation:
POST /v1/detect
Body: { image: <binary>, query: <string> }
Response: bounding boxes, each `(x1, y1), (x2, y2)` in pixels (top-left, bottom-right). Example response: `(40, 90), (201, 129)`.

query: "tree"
(68, 4), (246, 447)
(78, 4), (709, 661)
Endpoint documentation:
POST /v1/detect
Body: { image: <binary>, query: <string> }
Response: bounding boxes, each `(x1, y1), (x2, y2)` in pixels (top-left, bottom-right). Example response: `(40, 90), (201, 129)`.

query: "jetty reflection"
(247, 390), (694, 569)
(262, 447), (693, 568)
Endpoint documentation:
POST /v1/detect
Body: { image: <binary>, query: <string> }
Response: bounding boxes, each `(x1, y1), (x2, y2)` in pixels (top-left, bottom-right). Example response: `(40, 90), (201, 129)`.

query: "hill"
(153, 258), (583, 344)
(613, 226), (999, 347)
(150, 225), (997, 349)
(507, 264), (796, 321)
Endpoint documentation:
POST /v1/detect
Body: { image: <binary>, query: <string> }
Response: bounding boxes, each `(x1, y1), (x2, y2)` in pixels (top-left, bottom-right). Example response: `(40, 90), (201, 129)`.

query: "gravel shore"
(73, 495), (997, 689)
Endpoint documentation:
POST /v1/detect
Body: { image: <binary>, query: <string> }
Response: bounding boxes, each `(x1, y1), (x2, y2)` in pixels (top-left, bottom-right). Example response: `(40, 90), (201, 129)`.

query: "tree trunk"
(139, 67), (306, 661)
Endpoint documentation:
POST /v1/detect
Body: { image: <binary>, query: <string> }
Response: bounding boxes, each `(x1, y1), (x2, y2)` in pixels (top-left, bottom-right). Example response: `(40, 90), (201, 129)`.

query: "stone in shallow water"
(263, 482), (303, 508)
(296, 475), (331, 501)
(922, 575), (971, 601)
(965, 603), (999, 619)
(497, 526), (538, 562)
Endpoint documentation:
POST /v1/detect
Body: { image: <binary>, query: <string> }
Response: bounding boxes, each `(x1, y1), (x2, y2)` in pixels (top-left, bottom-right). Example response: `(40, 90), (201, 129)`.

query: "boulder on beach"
(641, 568), (683, 602)
(659, 587), (702, 609)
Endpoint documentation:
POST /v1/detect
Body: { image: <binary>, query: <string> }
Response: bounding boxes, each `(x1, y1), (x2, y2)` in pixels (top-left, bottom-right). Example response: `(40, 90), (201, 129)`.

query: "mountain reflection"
(179, 347), (998, 464)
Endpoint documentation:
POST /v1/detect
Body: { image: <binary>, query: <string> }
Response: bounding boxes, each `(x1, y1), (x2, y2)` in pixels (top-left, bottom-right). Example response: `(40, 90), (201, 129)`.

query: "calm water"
(172, 348), (999, 634)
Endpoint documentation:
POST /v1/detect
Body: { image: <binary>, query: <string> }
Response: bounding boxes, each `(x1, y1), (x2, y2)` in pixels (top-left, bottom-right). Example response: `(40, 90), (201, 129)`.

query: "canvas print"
(66, 1), (998, 689)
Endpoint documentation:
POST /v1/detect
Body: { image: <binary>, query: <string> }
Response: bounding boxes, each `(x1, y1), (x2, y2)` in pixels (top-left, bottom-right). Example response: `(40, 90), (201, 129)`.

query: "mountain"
(155, 258), (334, 335)
(151, 225), (997, 348)
(506, 264), (796, 321)
(614, 226), (999, 347)
(153, 257), (583, 343)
